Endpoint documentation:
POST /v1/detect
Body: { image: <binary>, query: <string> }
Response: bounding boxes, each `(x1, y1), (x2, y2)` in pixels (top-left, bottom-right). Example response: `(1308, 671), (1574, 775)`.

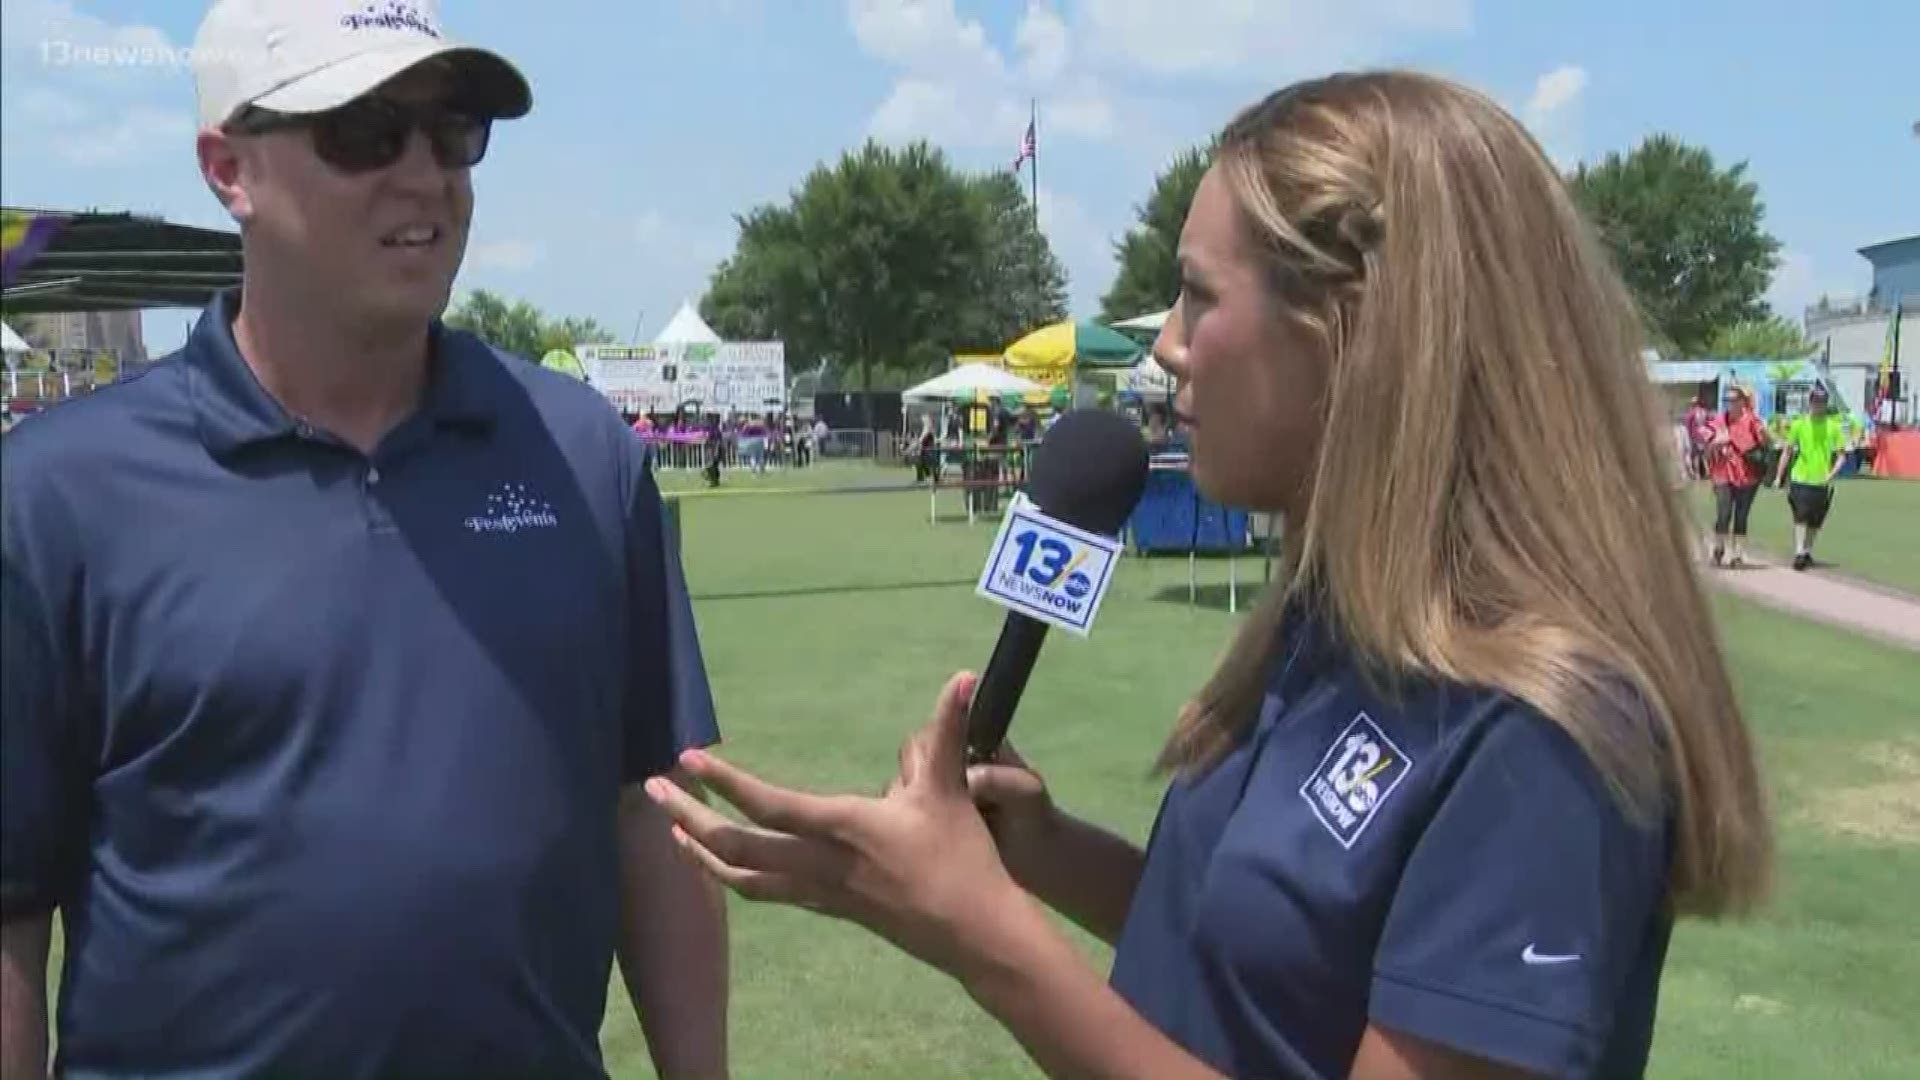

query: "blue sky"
(3, 0), (1915, 355)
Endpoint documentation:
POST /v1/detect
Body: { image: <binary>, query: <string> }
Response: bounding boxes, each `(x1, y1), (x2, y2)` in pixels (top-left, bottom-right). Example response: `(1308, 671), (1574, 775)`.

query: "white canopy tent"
(1, 321), (30, 356)
(1108, 311), (1174, 398)
(1111, 309), (1169, 332)
(902, 363), (1045, 403)
(653, 300), (722, 345)
(1119, 356), (1174, 398)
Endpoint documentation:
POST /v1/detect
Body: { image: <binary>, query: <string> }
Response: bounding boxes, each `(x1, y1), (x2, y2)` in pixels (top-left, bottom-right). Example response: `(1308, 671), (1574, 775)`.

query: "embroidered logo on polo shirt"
(1300, 713), (1412, 848)
(465, 483), (558, 534)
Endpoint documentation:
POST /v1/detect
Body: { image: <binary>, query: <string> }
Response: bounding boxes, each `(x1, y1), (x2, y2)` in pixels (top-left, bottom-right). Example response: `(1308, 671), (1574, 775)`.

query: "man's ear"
(197, 128), (252, 223)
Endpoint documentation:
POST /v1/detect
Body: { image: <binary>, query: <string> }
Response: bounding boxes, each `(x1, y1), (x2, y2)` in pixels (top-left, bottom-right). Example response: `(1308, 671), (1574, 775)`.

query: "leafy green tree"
(702, 140), (1066, 427)
(957, 171), (1068, 348)
(1100, 143), (1212, 323)
(1567, 136), (1781, 356)
(445, 290), (613, 358)
(1704, 316), (1818, 360)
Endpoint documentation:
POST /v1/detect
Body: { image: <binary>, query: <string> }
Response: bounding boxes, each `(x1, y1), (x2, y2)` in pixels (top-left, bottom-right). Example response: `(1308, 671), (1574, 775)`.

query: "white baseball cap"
(191, 0), (532, 129)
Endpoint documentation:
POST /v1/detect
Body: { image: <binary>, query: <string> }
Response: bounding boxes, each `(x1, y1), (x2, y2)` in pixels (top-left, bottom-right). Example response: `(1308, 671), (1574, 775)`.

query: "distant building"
(1804, 234), (1915, 418)
(20, 309), (148, 368)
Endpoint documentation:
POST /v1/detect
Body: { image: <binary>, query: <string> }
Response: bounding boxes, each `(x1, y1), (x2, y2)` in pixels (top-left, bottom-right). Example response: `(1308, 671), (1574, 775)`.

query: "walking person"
(1774, 384), (1849, 571)
(1705, 384), (1770, 567)
(1, 3), (727, 1077)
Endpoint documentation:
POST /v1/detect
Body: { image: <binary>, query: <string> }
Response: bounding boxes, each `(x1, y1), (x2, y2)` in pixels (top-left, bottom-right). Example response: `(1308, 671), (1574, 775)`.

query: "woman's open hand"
(645, 672), (1027, 977)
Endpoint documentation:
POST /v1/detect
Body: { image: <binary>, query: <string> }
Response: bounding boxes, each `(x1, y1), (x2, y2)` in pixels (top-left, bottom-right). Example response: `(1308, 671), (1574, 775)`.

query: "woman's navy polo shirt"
(1110, 611), (1673, 1079)
(0, 293), (718, 1077)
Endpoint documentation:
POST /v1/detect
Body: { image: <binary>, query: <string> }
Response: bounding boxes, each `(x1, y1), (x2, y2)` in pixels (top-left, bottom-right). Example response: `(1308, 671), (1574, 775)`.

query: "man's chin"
(353, 282), (453, 333)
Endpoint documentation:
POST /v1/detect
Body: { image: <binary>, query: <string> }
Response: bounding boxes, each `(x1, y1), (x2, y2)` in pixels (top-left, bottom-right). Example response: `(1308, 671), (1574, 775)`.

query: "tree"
(1704, 316), (1818, 361)
(701, 140), (1067, 427)
(1567, 136), (1781, 356)
(444, 290), (613, 358)
(956, 172), (1068, 349)
(1100, 143), (1212, 323)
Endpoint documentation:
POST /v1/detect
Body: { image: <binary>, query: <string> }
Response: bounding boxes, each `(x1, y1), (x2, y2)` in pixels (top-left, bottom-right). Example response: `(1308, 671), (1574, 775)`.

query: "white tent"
(653, 300), (722, 346)
(1, 321), (29, 355)
(1112, 309), (1169, 332)
(1119, 355), (1174, 398)
(902, 363), (1044, 402)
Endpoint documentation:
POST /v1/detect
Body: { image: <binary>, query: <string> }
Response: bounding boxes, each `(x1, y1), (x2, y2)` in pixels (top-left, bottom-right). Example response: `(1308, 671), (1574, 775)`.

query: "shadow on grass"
(1147, 580), (1278, 612)
(694, 577), (980, 603)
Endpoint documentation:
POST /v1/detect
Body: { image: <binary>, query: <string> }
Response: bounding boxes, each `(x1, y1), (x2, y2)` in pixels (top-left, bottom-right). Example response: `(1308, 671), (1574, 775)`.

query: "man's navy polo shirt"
(1110, 608), (1673, 1079)
(1, 292), (719, 1077)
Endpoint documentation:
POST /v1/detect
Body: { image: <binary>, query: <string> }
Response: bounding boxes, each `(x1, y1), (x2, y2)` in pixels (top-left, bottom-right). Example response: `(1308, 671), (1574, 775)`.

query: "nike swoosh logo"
(1522, 944), (1581, 965)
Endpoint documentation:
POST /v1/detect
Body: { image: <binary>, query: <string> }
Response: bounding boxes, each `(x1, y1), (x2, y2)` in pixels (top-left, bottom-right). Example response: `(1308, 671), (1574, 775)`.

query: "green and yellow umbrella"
(1003, 319), (1142, 370)
(540, 349), (587, 381)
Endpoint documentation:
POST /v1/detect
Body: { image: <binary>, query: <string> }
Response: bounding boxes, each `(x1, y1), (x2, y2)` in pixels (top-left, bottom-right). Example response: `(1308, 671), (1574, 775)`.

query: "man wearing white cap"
(0, 3), (727, 1077)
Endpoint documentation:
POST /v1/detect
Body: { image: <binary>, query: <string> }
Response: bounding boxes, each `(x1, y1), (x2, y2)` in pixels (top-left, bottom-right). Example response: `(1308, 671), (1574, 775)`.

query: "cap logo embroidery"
(1300, 713), (1412, 849)
(341, 2), (441, 38)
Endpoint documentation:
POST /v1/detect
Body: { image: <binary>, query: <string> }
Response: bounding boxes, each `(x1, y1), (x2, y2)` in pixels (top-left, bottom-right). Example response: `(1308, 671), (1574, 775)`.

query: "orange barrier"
(1872, 430), (1920, 479)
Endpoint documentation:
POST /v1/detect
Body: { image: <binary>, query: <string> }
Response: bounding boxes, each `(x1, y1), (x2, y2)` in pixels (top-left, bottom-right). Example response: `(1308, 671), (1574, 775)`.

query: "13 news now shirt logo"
(1300, 713), (1413, 848)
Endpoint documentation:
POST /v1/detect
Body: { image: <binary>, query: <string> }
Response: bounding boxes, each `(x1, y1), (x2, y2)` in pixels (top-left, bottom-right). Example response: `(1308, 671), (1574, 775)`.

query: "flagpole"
(1029, 98), (1040, 236)
(1029, 99), (1043, 325)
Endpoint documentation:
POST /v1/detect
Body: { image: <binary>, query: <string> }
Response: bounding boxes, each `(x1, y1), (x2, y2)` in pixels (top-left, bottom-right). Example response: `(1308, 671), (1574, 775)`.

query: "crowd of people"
(625, 409), (831, 480)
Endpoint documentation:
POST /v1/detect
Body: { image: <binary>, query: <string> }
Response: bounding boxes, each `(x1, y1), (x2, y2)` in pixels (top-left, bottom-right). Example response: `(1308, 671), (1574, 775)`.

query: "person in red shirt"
(1705, 384), (1772, 567)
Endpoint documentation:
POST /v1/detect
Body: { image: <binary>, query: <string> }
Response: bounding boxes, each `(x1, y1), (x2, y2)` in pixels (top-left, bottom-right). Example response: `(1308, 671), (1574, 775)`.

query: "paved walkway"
(1704, 556), (1920, 652)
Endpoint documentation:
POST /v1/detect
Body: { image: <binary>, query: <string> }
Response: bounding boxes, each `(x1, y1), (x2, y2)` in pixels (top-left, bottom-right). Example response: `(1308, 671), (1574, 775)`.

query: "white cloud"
(1526, 65), (1588, 120)
(1766, 250), (1855, 323)
(13, 85), (88, 124)
(2, 0), (189, 84)
(1521, 64), (1588, 167)
(1050, 90), (1116, 141)
(850, 0), (1115, 150)
(64, 105), (192, 165)
(467, 240), (545, 272)
(849, 0), (1002, 77)
(1079, 0), (1472, 78)
(10, 88), (193, 165)
(1016, 3), (1069, 84)
(2, 0), (177, 55)
(1, 3), (199, 170)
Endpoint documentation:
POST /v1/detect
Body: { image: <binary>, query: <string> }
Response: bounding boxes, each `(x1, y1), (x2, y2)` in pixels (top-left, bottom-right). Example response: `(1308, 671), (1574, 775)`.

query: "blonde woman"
(649, 71), (1771, 1079)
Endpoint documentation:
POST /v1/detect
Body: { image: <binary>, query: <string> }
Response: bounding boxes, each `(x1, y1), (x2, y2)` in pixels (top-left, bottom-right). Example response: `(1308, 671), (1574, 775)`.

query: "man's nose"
(385, 127), (448, 191)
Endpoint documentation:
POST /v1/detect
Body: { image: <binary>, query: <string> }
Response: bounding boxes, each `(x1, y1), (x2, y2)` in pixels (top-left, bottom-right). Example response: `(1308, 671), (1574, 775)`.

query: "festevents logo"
(464, 483), (558, 535)
(340, 1), (442, 38)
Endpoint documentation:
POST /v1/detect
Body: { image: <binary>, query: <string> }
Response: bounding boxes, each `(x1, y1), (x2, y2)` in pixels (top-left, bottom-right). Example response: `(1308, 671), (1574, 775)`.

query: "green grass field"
(43, 461), (1920, 1077)
(1686, 476), (1920, 595)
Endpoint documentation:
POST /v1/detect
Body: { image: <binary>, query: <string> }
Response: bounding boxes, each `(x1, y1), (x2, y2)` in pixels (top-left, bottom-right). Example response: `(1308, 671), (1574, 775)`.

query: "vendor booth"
(902, 364), (1045, 522)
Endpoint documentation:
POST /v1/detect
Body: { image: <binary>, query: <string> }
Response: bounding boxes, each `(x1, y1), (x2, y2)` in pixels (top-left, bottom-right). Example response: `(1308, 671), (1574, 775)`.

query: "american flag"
(1012, 119), (1036, 171)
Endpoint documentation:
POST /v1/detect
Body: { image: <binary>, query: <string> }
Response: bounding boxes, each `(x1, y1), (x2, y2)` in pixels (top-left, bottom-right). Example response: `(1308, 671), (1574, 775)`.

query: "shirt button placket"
(363, 461), (395, 532)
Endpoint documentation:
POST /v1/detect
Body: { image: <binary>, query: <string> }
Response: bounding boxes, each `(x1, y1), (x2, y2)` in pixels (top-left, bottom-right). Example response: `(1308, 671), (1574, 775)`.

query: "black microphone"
(966, 409), (1149, 762)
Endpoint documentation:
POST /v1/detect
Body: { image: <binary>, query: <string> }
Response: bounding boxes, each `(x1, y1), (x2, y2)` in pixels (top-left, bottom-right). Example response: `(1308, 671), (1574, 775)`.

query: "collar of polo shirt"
(186, 289), (497, 456)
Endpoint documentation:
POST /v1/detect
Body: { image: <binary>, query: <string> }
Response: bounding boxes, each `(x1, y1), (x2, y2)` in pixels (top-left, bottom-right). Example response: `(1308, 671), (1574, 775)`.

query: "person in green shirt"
(1773, 384), (1849, 570)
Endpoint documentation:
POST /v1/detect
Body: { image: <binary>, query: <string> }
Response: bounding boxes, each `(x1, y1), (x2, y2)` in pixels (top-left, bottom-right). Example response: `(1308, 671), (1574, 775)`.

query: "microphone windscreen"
(1027, 410), (1151, 536)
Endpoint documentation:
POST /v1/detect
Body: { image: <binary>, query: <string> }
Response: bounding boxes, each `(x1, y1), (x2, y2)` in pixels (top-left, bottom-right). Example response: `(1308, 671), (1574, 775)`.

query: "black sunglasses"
(228, 96), (492, 174)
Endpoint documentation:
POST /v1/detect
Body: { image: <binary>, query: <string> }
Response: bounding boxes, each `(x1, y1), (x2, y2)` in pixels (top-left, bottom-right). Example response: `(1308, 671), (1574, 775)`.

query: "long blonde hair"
(1158, 71), (1771, 917)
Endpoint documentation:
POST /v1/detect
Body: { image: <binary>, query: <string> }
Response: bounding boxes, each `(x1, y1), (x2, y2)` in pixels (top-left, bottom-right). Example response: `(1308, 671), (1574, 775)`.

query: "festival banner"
(577, 341), (786, 415)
